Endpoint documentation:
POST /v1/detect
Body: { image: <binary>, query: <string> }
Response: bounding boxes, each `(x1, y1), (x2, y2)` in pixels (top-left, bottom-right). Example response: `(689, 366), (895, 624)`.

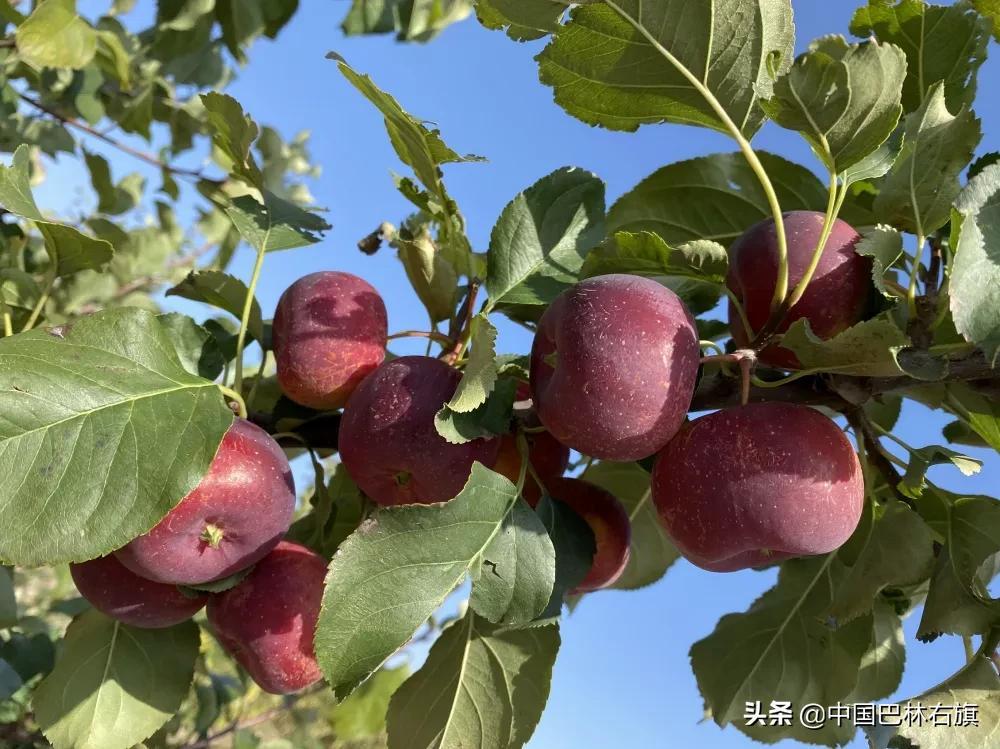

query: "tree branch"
(18, 92), (208, 179)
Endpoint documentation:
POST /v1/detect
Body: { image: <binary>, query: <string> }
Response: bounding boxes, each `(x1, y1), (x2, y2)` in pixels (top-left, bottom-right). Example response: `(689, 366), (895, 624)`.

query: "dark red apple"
(530, 274), (699, 461)
(115, 419), (295, 585)
(492, 432), (570, 508)
(272, 271), (388, 410)
(548, 477), (631, 593)
(70, 554), (208, 629)
(652, 402), (864, 572)
(338, 356), (501, 506)
(727, 211), (871, 368)
(207, 541), (326, 694)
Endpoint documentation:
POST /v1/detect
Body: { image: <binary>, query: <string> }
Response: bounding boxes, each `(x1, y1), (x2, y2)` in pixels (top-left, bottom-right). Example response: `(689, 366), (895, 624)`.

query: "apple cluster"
(70, 210), (870, 693)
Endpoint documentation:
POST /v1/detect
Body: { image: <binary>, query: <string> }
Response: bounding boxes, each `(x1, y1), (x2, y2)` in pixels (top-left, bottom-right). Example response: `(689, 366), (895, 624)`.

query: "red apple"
(727, 211), (871, 368)
(548, 477), (631, 593)
(70, 554), (208, 629)
(272, 271), (388, 410)
(338, 356), (501, 506)
(207, 541), (326, 694)
(530, 274), (699, 461)
(115, 419), (295, 585)
(652, 402), (864, 572)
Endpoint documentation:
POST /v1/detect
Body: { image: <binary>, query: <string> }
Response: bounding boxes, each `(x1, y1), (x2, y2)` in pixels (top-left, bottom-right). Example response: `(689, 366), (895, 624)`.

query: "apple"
(530, 274), (699, 461)
(652, 402), (864, 572)
(115, 419), (295, 585)
(70, 554), (208, 629)
(338, 356), (501, 505)
(272, 271), (388, 410)
(548, 477), (631, 593)
(207, 541), (326, 694)
(727, 211), (871, 368)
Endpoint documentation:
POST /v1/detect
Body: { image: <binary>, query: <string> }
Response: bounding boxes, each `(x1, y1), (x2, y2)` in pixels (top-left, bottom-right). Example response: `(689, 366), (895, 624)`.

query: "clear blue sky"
(36, 3), (1000, 748)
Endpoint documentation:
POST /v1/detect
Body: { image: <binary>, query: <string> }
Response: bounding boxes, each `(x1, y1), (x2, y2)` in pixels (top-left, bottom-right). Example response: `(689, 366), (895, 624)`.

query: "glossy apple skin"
(652, 403), (864, 572)
(115, 419), (295, 585)
(272, 271), (388, 410)
(338, 356), (501, 506)
(207, 541), (326, 695)
(547, 477), (631, 593)
(727, 211), (871, 369)
(492, 432), (570, 508)
(70, 555), (208, 629)
(530, 274), (699, 462)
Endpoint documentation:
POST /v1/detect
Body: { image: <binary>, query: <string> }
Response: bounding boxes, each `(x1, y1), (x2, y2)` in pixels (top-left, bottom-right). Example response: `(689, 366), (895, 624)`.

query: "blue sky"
(34, 2), (1000, 748)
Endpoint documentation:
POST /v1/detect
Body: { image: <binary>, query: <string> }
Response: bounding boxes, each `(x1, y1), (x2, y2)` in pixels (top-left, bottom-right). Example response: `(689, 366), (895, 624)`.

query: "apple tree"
(1, 1), (1000, 748)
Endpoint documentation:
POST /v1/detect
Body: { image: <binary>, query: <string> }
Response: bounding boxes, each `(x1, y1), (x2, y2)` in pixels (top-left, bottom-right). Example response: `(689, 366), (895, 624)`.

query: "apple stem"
(218, 386), (248, 419)
(201, 524), (225, 548)
(699, 350), (756, 407)
(388, 330), (456, 348)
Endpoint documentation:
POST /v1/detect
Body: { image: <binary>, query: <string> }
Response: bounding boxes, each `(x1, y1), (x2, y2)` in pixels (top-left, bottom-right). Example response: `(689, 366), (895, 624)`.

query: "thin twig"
(18, 92), (207, 179)
(442, 279), (480, 365)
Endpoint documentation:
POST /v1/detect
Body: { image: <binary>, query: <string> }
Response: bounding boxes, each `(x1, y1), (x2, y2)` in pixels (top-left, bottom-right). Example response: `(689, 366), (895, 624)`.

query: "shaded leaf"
(535, 495), (595, 619)
(225, 191), (330, 254)
(854, 224), (904, 300)
(899, 445), (982, 499)
(447, 314), (497, 413)
(33, 612), (199, 749)
(341, 0), (473, 42)
(780, 314), (909, 376)
(165, 270), (264, 343)
(581, 233), (727, 286)
(476, 0), (564, 41)
(435, 378), (517, 445)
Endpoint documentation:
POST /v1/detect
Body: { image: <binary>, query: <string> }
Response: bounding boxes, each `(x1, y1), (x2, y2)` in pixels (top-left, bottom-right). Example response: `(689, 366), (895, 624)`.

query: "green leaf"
(434, 377), (518, 445)
(95, 30), (132, 88)
(315, 464), (519, 699)
(476, 0), (564, 41)
(863, 643), (1000, 749)
(330, 666), (411, 740)
(83, 151), (145, 216)
(693, 499), (935, 744)
(0, 146), (113, 277)
(583, 461), (679, 591)
(485, 167), (605, 309)
(225, 192), (330, 254)
(537, 0), (794, 136)
(761, 36), (906, 174)
(447, 314), (497, 413)
(973, 0), (1000, 40)
(916, 491), (1000, 638)
(16, 0), (97, 70)
(535, 495), (595, 619)
(33, 611), (199, 749)
(470, 497), (555, 626)
(157, 313), (227, 381)
(899, 445), (983, 499)
(850, 0), (991, 114)
(607, 152), (827, 247)
(780, 314), (909, 376)
(838, 129), (904, 187)
(385, 613), (559, 749)
(874, 83), (982, 236)
(165, 270), (264, 343)
(828, 501), (935, 625)
(201, 92), (263, 186)
(0, 567), (15, 628)
(946, 384), (1000, 452)
(581, 233), (727, 286)
(341, 0), (473, 42)
(0, 308), (233, 566)
(854, 224), (904, 300)
(949, 164), (1000, 365)
(337, 61), (481, 217)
